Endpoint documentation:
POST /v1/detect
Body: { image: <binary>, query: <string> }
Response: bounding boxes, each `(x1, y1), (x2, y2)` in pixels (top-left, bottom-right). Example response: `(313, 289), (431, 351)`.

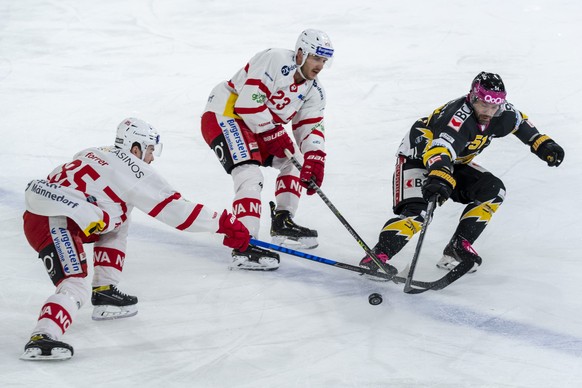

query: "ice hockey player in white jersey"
(200, 29), (334, 270)
(20, 118), (250, 361)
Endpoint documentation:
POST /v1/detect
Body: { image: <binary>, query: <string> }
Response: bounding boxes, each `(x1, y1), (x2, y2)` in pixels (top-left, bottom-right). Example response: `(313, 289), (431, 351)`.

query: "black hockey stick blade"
(392, 256), (476, 293)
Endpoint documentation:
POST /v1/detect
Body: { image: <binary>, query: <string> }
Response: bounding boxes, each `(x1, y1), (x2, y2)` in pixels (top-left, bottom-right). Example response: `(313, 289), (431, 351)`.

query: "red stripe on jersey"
(38, 302), (72, 334)
(311, 129), (325, 140)
(292, 117), (323, 131)
(235, 104), (268, 115)
(93, 247), (126, 271)
(176, 204), (203, 230)
(149, 192), (182, 217)
(101, 210), (110, 231)
(244, 63), (249, 73)
(275, 175), (302, 197)
(244, 79), (272, 98)
(103, 186), (128, 223)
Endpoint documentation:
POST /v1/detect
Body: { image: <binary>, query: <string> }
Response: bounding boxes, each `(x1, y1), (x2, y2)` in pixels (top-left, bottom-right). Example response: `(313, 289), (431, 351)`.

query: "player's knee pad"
(470, 173), (506, 204)
(56, 277), (90, 309)
(395, 201), (427, 220)
(232, 164), (264, 195)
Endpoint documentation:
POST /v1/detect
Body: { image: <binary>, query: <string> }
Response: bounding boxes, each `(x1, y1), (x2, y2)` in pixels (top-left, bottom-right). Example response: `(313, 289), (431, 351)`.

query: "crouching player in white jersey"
(20, 118), (250, 361)
(200, 29), (334, 270)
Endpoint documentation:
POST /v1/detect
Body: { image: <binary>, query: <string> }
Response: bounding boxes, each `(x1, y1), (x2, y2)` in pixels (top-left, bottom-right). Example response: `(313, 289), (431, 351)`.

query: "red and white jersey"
(204, 48), (326, 155)
(25, 146), (221, 239)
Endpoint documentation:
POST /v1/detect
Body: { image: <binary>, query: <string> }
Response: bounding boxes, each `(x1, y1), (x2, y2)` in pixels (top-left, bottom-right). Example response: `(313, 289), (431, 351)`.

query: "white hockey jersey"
(25, 146), (221, 243)
(204, 48), (326, 155)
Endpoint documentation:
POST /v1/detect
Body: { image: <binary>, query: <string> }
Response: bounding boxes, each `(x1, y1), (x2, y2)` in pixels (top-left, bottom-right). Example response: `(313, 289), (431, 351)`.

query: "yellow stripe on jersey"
(381, 217), (423, 240)
(460, 201), (500, 223)
(84, 220), (105, 236)
(223, 92), (242, 119)
(422, 146), (452, 167)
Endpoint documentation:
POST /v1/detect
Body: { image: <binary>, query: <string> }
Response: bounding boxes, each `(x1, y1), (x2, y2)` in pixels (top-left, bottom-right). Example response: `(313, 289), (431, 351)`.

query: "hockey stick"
(403, 196), (437, 294)
(284, 149), (396, 279)
(250, 238), (394, 281)
(250, 238), (473, 291)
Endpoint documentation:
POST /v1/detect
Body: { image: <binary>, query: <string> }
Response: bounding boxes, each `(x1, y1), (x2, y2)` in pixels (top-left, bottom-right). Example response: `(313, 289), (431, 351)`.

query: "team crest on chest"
(447, 104), (472, 132)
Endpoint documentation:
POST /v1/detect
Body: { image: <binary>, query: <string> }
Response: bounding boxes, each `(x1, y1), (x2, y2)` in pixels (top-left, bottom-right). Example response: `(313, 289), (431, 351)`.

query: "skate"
(269, 201), (318, 249)
(436, 236), (482, 273)
(20, 334), (73, 361)
(91, 285), (138, 321)
(230, 245), (280, 271)
(359, 248), (398, 281)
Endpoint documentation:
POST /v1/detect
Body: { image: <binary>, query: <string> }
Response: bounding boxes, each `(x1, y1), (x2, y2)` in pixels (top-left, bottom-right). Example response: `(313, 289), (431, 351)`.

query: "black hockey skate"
(231, 245), (280, 271)
(20, 334), (74, 361)
(437, 236), (482, 273)
(269, 201), (318, 249)
(359, 248), (398, 281)
(91, 285), (138, 321)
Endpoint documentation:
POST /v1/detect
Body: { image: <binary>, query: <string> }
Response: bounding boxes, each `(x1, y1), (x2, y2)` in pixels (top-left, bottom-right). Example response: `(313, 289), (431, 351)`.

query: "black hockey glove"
(530, 134), (564, 167)
(422, 169), (456, 204)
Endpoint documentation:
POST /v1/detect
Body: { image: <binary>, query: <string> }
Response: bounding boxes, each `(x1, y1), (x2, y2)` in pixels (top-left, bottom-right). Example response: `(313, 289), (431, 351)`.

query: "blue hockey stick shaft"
(250, 238), (394, 281)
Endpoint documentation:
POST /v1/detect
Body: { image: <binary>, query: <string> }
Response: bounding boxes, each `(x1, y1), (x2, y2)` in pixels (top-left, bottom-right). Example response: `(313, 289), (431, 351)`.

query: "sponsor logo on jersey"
(447, 104), (472, 131)
(29, 180), (80, 208)
(252, 93), (266, 104)
(281, 64), (297, 76)
(85, 151), (109, 166)
(426, 155), (442, 168)
(440, 133), (455, 144)
(111, 149), (145, 179)
(312, 79), (324, 100)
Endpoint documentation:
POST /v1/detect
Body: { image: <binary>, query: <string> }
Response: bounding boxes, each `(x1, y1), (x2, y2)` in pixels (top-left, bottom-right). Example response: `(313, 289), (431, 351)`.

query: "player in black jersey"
(360, 72), (565, 274)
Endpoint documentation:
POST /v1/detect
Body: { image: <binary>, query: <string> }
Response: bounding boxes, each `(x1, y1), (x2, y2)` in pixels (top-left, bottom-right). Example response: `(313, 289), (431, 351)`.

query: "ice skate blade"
(360, 273), (392, 282)
(20, 347), (72, 361)
(436, 256), (478, 273)
(229, 256), (279, 271)
(271, 235), (318, 249)
(92, 304), (138, 321)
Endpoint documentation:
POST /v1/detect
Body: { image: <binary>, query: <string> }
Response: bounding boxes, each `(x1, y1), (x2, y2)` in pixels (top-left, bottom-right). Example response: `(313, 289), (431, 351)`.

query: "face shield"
(144, 133), (163, 157)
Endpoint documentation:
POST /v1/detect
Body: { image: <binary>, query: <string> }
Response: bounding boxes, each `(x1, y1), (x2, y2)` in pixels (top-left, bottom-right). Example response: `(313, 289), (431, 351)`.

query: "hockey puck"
(368, 293), (383, 305)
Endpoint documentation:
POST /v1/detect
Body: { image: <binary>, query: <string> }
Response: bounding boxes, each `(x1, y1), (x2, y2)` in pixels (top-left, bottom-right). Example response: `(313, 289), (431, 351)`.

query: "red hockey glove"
(530, 134), (564, 167)
(258, 125), (295, 158)
(300, 150), (326, 195)
(217, 210), (250, 251)
(421, 169), (456, 204)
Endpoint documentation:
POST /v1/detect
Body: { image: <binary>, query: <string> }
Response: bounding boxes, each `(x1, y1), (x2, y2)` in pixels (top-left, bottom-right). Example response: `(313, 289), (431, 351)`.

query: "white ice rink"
(1, 0), (581, 387)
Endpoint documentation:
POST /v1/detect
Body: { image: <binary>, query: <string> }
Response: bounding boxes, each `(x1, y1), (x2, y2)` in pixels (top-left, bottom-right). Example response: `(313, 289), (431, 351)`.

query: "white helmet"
(295, 29), (334, 67)
(115, 117), (162, 158)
